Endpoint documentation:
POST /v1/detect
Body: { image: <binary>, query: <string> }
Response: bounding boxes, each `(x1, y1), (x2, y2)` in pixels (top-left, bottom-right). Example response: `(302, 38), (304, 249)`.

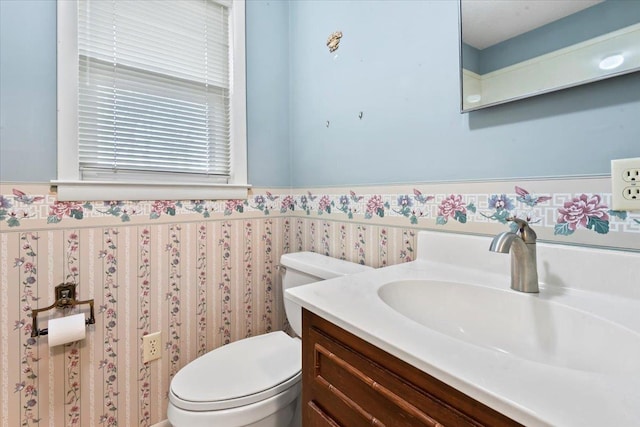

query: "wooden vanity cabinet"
(302, 309), (521, 427)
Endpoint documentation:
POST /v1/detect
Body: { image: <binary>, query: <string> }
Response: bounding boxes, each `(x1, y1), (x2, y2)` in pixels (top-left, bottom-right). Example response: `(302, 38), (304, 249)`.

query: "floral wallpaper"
(138, 227), (152, 426)
(2, 181), (638, 248)
(1, 177), (638, 426)
(1, 220), (292, 426)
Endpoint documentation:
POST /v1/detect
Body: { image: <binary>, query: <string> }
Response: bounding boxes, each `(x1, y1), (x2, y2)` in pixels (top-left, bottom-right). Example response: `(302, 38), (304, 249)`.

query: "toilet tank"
(279, 252), (372, 336)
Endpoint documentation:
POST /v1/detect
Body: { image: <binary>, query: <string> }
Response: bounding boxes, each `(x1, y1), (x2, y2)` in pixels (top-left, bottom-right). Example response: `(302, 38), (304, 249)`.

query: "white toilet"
(167, 251), (372, 427)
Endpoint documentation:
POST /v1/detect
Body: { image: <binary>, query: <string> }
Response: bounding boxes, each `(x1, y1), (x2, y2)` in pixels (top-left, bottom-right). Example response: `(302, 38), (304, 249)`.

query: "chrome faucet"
(489, 217), (539, 293)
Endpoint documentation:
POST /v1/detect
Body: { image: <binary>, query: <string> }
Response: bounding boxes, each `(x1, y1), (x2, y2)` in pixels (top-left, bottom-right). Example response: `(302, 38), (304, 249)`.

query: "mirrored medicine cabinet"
(459, 0), (640, 112)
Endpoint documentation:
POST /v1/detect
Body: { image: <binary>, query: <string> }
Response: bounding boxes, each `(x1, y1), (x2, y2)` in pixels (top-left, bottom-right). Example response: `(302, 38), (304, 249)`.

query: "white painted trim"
(56, 1), (80, 182)
(54, 0), (249, 200)
(52, 181), (250, 202)
(230, 0), (248, 188)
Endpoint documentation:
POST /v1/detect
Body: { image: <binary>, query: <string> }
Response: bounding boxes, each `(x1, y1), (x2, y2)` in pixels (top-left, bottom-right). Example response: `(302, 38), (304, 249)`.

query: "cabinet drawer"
(302, 309), (521, 427)
(307, 401), (340, 427)
(309, 327), (473, 426)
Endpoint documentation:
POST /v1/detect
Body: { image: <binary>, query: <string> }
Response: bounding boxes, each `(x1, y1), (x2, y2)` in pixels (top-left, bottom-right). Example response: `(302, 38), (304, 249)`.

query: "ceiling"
(461, 0), (604, 50)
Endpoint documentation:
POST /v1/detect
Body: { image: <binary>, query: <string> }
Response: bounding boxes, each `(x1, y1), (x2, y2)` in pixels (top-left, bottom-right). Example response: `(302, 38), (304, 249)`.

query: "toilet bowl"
(167, 251), (372, 427)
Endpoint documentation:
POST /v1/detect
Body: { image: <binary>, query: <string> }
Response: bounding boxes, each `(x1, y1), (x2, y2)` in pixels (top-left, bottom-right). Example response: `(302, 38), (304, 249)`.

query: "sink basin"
(378, 280), (640, 375)
(288, 230), (640, 426)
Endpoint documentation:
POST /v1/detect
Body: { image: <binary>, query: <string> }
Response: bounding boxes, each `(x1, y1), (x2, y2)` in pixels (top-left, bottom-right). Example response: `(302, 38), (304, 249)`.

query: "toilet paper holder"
(30, 283), (95, 338)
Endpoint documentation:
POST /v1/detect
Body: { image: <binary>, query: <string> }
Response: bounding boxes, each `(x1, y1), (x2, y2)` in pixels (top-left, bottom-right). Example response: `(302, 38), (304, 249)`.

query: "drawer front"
(307, 401), (341, 427)
(302, 309), (521, 427)
(308, 326), (473, 427)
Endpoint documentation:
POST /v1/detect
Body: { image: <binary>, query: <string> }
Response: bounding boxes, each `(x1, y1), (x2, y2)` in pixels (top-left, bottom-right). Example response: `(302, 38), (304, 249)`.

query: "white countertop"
(285, 231), (640, 426)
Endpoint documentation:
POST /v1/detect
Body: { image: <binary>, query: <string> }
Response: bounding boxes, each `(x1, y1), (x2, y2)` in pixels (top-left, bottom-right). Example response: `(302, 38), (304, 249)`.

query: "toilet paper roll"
(48, 313), (86, 347)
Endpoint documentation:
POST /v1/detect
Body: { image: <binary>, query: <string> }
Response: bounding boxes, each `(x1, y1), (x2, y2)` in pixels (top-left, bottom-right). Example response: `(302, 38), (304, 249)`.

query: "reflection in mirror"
(459, 0), (640, 112)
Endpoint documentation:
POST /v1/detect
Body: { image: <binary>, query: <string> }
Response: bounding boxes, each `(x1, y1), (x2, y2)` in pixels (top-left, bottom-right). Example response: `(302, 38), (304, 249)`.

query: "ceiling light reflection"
(599, 54), (624, 70)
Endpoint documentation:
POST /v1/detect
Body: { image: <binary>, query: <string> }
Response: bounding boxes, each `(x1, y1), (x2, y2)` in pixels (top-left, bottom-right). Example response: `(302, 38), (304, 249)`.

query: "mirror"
(459, 0), (640, 112)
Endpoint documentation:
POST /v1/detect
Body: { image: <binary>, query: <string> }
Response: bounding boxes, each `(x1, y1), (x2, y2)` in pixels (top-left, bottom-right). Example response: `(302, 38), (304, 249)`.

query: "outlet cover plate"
(611, 157), (640, 211)
(143, 331), (162, 363)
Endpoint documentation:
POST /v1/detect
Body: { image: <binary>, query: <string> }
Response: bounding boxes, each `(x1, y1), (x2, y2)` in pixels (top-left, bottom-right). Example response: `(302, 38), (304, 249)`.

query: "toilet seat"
(169, 331), (301, 412)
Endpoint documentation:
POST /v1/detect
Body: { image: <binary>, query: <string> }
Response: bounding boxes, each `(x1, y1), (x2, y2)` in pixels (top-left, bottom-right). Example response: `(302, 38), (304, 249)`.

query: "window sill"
(51, 180), (251, 202)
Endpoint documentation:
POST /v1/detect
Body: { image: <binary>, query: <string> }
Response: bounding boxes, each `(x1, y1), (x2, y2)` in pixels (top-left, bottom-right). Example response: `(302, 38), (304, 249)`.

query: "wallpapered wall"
(0, 185), (424, 427)
(1, 179), (639, 426)
(2, 219), (288, 426)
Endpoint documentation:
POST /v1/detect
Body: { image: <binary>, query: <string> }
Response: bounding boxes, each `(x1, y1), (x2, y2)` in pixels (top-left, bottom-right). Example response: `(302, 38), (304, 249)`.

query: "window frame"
(54, 0), (249, 201)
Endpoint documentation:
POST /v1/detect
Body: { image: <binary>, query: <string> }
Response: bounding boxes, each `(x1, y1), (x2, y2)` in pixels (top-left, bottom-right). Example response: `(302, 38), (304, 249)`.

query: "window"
(55, 0), (248, 201)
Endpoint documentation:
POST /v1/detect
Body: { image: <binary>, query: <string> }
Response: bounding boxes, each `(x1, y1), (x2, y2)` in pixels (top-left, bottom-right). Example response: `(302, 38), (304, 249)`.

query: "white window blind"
(77, 0), (232, 182)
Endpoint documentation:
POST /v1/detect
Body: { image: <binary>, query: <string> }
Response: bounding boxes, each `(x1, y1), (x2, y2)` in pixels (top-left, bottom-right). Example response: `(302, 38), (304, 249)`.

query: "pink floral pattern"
(16, 232), (40, 426)
(262, 220), (274, 333)
(137, 228), (152, 426)
(48, 201), (84, 223)
(280, 195), (294, 213)
(379, 228), (388, 267)
(283, 219), (290, 254)
(64, 230), (82, 426)
(318, 195), (332, 215)
(309, 221), (316, 252)
(67, 347), (81, 426)
(224, 199), (245, 215)
(244, 221), (253, 338)
(99, 229), (119, 426)
(437, 194), (474, 225)
(150, 200), (177, 219)
(364, 195), (388, 219)
(438, 194), (466, 218)
(3, 188), (636, 246)
(356, 225), (366, 265)
(555, 194), (610, 235)
(196, 224), (208, 356)
(65, 232), (80, 284)
(400, 229), (415, 263)
(295, 219), (303, 252)
(218, 222), (232, 345)
(166, 225), (181, 377)
(322, 221), (330, 256)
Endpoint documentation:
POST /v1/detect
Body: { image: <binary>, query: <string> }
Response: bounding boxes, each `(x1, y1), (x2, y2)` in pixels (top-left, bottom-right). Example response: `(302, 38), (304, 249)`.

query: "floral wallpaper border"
(1, 178), (639, 251)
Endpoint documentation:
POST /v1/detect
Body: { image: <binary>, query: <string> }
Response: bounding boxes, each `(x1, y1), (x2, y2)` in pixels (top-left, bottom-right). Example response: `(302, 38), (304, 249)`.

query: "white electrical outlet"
(143, 331), (162, 363)
(611, 157), (640, 211)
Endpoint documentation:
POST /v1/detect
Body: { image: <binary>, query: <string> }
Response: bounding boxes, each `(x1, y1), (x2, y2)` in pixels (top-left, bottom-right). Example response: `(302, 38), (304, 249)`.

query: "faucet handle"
(506, 217), (537, 243)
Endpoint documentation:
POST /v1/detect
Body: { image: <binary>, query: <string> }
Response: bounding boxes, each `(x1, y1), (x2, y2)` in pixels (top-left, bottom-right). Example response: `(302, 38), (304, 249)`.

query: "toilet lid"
(169, 331), (301, 411)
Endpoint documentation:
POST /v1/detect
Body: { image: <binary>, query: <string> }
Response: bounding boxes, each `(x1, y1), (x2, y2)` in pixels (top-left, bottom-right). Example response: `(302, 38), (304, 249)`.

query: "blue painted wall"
(289, 0), (640, 187)
(246, 0), (291, 187)
(2, 0), (640, 188)
(0, 0), (57, 182)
